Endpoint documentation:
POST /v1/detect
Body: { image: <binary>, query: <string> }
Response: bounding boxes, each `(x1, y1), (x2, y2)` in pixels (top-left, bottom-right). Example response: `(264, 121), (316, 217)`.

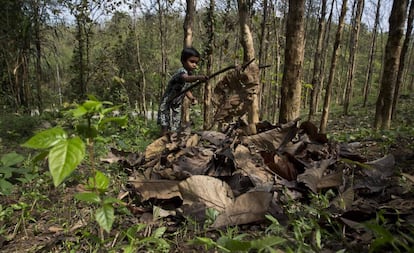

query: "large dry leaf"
(260, 152), (297, 181)
(199, 131), (228, 146)
(128, 179), (181, 201)
(330, 187), (354, 211)
(233, 145), (274, 186)
(145, 136), (169, 160)
(172, 147), (215, 176)
(364, 154), (395, 178)
(178, 175), (234, 212)
(212, 191), (272, 228)
(241, 121), (298, 152)
(297, 159), (335, 193)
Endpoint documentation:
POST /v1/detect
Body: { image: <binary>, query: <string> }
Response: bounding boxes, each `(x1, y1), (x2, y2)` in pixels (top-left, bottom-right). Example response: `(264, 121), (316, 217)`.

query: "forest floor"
(0, 96), (413, 252)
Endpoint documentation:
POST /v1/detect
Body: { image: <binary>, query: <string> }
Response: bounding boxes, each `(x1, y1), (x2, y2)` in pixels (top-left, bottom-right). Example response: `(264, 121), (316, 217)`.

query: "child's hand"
(198, 75), (208, 82)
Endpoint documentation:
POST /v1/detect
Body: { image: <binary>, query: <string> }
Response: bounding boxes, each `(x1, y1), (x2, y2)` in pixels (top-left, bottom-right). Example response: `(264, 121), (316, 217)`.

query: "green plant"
(121, 223), (170, 252)
(364, 211), (414, 253)
(22, 95), (128, 235)
(0, 152), (31, 195)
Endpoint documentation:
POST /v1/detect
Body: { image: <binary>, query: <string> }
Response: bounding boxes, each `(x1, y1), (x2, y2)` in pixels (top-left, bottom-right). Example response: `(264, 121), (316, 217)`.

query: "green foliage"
(120, 224), (170, 252)
(0, 152), (33, 195)
(364, 211), (414, 253)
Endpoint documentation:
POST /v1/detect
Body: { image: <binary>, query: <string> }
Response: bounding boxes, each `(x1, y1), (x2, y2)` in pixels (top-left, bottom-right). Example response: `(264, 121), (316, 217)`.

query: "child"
(157, 47), (208, 135)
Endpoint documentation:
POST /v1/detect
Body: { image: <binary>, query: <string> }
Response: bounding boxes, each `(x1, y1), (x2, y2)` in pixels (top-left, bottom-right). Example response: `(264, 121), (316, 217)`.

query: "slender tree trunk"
(157, 0), (167, 102)
(258, 0), (269, 119)
(344, 0), (364, 115)
(320, 0), (348, 133)
(203, 0), (215, 129)
(237, 0), (260, 134)
(374, 0), (408, 129)
(182, 0), (195, 127)
(308, 0), (327, 121)
(279, 0), (306, 124)
(33, 0), (43, 112)
(363, 0), (381, 107)
(392, 0), (414, 119)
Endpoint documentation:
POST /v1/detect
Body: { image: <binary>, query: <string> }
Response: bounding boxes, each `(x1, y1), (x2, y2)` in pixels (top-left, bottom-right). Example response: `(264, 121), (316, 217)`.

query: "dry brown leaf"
(297, 159), (334, 193)
(128, 179), (181, 201)
(402, 173), (414, 183)
(240, 123), (297, 152)
(178, 175), (234, 212)
(316, 170), (343, 190)
(364, 154), (395, 178)
(330, 187), (354, 211)
(172, 147), (215, 176)
(145, 136), (169, 160)
(233, 145), (274, 186)
(212, 191), (272, 228)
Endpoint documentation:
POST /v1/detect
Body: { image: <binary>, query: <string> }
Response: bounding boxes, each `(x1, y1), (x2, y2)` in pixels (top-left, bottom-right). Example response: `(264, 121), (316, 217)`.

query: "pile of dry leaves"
(105, 118), (413, 233)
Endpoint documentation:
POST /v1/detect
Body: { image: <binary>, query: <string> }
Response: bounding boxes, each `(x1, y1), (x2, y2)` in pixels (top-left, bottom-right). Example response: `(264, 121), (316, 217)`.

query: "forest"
(0, 0), (413, 252)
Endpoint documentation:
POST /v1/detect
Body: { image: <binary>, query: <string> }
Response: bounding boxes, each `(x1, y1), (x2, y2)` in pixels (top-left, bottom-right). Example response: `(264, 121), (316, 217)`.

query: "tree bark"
(237, 0), (260, 134)
(392, 0), (414, 119)
(279, 0), (306, 124)
(363, 0), (381, 107)
(319, 0), (348, 133)
(344, 0), (364, 115)
(308, 0), (327, 121)
(203, 0), (215, 130)
(374, 0), (408, 129)
(182, 0), (195, 127)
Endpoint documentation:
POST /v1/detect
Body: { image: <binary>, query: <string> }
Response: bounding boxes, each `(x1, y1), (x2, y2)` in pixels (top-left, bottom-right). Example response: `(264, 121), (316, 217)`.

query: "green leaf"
(88, 171), (109, 191)
(0, 179), (14, 195)
(69, 105), (88, 118)
(103, 197), (123, 205)
(217, 237), (251, 252)
(153, 226), (166, 238)
(22, 127), (67, 149)
(95, 204), (114, 233)
(1, 152), (25, 167)
(75, 192), (101, 203)
(99, 116), (128, 128)
(82, 100), (102, 112)
(48, 137), (85, 186)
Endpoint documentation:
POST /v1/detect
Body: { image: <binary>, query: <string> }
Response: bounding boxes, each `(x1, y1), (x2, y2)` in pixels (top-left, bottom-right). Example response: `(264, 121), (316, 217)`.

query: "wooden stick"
(167, 58), (255, 103)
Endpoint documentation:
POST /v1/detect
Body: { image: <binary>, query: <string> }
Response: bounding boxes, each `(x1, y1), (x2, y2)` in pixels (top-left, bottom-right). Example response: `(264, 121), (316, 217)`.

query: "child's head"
(181, 47), (201, 63)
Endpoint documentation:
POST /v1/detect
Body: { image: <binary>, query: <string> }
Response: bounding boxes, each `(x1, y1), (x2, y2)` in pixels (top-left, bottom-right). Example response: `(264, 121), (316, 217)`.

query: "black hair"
(180, 47), (201, 63)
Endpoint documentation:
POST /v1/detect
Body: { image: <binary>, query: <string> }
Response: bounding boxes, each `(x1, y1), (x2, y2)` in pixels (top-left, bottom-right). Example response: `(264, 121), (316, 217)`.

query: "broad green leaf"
(69, 106), (88, 118)
(0, 179), (14, 195)
(1, 152), (25, 167)
(75, 192), (101, 203)
(82, 100), (102, 112)
(95, 204), (114, 233)
(103, 197), (123, 205)
(22, 127), (67, 149)
(48, 137), (85, 186)
(99, 116), (128, 128)
(88, 171), (109, 191)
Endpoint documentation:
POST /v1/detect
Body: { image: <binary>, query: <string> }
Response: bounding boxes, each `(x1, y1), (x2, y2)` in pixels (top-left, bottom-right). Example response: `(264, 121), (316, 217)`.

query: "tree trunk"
(392, 0), (414, 119)
(344, 0), (364, 115)
(33, 0), (43, 112)
(308, 0), (327, 121)
(237, 0), (260, 134)
(319, 0), (348, 133)
(258, 0), (269, 118)
(203, 0), (215, 130)
(374, 0), (408, 129)
(182, 0), (195, 127)
(157, 0), (168, 105)
(363, 0), (381, 107)
(279, 0), (306, 124)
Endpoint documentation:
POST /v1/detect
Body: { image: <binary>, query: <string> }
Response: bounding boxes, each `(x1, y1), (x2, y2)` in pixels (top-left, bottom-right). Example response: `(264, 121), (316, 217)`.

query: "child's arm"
(182, 73), (208, 83)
